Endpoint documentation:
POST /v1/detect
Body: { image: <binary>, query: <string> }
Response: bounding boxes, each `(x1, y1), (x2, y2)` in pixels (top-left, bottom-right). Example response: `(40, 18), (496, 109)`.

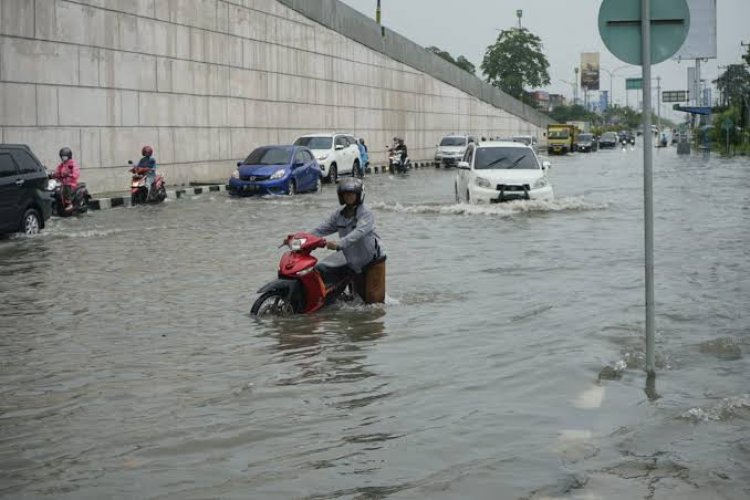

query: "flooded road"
(1, 145), (749, 499)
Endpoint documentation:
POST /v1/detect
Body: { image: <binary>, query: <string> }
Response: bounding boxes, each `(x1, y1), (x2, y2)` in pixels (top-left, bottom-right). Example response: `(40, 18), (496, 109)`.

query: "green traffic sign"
(599, 0), (690, 65)
(626, 78), (643, 90)
(722, 118), (733, 131)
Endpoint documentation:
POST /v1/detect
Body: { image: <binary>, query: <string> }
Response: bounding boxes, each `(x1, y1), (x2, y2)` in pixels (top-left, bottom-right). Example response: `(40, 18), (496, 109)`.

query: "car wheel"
(328, 164), (338, 184)
(314, 176), (322, 193)
(287, 179), (296, 196)
(455, 183), (460, 203)
(20, 208), (41, 235)
(466, 190), (471, 203)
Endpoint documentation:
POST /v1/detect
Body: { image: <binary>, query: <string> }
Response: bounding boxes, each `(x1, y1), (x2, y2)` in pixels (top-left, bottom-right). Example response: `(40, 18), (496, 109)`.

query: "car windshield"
(602, 132), (617, 140)
(293, 136), (333, 149)
(548, 129), (569, 139)
(578, 134), (593, 141)
(243, 147), (292, 165)
(475, 147), (539, 170)
(440, 137), (466, 147)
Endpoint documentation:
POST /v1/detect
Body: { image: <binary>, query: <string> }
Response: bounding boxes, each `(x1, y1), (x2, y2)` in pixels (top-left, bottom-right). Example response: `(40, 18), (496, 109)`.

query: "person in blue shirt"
(356, 138), (368, 177)
(136, 145), (157, 193)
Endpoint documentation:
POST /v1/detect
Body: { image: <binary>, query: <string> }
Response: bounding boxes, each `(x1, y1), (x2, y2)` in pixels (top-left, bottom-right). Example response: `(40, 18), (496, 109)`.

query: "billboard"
(673, 0), (717, 60)
(580, 52), (600, 90)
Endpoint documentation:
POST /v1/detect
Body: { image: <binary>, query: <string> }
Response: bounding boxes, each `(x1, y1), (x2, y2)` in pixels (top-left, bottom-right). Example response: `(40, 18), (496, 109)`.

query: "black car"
(0, 144), (53, 235)
(598, 132), (619, 149)
(576, 133), (598, 152)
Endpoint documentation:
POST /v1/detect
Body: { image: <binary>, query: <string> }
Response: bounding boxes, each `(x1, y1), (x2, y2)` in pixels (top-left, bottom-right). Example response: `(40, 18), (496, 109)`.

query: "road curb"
(364, 161), (430, 174)
(88, 184), (226, 211)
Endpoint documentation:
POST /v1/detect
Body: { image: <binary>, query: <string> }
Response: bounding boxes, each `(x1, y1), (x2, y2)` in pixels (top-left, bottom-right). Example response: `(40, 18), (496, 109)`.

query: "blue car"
(228, 145), (322, 196)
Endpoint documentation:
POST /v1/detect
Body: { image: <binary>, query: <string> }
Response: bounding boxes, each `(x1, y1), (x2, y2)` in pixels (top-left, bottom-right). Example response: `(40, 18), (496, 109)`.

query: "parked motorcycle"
(48, 174), (90, 216)
(128, 161), (166, 205)
(251, 232), (354, 315)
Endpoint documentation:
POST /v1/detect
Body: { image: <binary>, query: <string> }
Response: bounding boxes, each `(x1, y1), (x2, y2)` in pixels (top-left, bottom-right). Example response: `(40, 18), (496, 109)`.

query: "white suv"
(293, 133), (361, 183)
(434, 134), (475, 168)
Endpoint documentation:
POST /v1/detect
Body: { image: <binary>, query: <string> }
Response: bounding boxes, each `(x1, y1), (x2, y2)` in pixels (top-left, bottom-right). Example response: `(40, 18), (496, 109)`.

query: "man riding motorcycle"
(311, 177), (386, 303)
(135, 145), (157, 194)
(53, 147), (80, 212)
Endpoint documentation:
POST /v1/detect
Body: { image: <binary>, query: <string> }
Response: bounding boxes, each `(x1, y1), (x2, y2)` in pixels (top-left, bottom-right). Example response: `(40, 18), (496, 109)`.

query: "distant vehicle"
(293, 133), (360, 183)
(0, 144), (53, 235)
(455, 141), (553, 204)
(598, 132), (619, 149)
(576, 133), (598, 153)
(434, 135), (475, 168)
(547, 124), (577, 155)
(512, 135), (539, 152)
(228, 145), (322, 196)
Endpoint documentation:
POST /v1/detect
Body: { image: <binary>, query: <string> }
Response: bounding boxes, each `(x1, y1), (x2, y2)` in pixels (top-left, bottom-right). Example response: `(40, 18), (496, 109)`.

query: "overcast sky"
(338, 0), (749, 120)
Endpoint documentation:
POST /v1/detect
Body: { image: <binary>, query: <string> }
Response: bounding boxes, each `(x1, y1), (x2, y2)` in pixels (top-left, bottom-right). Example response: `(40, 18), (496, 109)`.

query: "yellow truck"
(546, 124), (577, 155)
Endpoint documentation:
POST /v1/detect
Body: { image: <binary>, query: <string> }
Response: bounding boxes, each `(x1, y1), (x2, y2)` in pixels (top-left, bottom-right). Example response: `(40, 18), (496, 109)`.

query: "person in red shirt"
(54, 147), (80, 212)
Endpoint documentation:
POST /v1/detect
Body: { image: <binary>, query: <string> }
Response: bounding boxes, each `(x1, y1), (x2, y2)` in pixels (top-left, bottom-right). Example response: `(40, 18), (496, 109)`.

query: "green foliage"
(548, 104), (599, 125)
(481, 28), (550, 99)
(426, 46), (476, 75)
(710, 106), (743, 152)
(714, 64), (750, 108)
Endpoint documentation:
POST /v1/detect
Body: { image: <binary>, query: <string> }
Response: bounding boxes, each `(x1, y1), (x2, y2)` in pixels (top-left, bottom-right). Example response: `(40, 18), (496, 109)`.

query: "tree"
(426, 46), (476, 75)
(481, 28), (550, 100)
(714, 64), (750, 107)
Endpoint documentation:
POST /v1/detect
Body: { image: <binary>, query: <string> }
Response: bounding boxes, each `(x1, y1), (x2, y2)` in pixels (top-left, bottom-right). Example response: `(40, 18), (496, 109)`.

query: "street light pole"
(574, 67), (580, 105)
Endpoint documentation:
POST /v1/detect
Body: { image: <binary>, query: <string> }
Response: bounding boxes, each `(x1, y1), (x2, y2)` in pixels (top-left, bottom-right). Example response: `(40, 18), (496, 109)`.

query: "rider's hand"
(326, 240), (339, 251)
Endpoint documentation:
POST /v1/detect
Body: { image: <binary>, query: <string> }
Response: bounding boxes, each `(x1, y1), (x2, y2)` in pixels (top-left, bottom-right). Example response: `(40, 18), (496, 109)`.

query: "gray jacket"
(312, 203), (384, 273)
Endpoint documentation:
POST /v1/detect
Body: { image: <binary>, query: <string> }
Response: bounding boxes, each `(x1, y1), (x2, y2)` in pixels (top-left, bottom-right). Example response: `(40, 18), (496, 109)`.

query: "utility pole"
(376, 0), (381, 24)
(657, 76), (661, 134)
(516, 9), (523, 29)
(574, 67), (579, 105)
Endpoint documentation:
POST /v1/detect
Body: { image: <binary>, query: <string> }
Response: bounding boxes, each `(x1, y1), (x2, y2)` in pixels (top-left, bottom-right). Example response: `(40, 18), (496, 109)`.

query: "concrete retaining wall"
(0, 0), (554, 193)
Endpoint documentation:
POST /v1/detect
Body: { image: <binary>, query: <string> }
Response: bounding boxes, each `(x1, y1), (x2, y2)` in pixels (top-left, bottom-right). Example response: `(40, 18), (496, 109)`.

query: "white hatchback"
(455, 141), (554, 203)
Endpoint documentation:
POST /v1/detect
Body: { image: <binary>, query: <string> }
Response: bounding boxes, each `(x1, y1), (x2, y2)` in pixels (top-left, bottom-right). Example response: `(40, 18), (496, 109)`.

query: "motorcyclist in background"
(54, 147), (80, 212)
(134, 145), (157, 194)
(394, 138), (408, 164)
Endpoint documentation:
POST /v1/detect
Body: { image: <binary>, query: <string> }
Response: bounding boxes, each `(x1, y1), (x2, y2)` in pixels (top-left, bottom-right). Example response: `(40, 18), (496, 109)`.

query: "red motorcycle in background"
(251, 232), (354, 315)
(128, 161), (166, 205)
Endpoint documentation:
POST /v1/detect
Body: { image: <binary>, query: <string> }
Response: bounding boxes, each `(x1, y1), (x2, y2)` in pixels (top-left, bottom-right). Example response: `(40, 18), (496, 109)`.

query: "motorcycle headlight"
(533, 177), (548, 189)
(270, 169), (286, 180)
(475, 177), (491, 188)
(290, 238), (306, 251)
(231, 169), (239, 179)
(46, 179), (58, 191)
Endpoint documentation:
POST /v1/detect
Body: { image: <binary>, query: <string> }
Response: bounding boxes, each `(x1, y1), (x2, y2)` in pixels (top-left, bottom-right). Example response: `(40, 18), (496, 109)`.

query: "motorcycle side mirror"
(542, 161), (551, 171)
(127, 160), (133, 165)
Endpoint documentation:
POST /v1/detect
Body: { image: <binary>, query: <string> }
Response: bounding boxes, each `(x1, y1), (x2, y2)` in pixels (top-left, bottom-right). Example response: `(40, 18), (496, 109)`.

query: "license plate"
(244, 185), (257, 192)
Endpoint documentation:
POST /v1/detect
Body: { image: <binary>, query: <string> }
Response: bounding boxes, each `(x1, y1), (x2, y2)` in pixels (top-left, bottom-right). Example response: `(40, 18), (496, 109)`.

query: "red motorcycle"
(128, 161), (166, 205)
(251, 232), (354, 315)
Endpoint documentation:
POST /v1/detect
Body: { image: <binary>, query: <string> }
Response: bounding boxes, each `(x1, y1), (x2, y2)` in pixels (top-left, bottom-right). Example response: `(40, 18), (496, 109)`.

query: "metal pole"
(657, 76), (661, 136)
(376, 0), (381, 24)
(641, 0), (655, 376)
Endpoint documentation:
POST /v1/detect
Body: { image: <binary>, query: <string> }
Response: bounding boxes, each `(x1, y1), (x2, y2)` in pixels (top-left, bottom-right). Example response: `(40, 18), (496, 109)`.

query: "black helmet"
(59, 147), (73, 160)
(337, 177), (364, 205)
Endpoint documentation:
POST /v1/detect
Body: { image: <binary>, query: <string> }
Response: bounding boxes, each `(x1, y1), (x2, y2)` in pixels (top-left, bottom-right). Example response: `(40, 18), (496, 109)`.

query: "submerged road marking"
(574, 384), (606, 409)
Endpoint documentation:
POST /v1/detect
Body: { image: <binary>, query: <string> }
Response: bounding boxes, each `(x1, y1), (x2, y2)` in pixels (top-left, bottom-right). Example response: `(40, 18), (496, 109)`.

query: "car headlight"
(533, 177), (548, 189)
(231, 169), (239, 179)
(317, 153), (329, 161)
(270, 169), (286, 180)
(475, 177), (491, 188)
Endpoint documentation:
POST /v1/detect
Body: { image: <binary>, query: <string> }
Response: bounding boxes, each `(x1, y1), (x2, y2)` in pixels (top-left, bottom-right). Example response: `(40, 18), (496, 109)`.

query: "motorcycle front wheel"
(251, 291), (295, 316)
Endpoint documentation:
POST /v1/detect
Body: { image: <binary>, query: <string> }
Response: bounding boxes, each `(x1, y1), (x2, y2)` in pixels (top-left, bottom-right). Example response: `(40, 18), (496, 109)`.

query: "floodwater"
(1, 145), (749, 499)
